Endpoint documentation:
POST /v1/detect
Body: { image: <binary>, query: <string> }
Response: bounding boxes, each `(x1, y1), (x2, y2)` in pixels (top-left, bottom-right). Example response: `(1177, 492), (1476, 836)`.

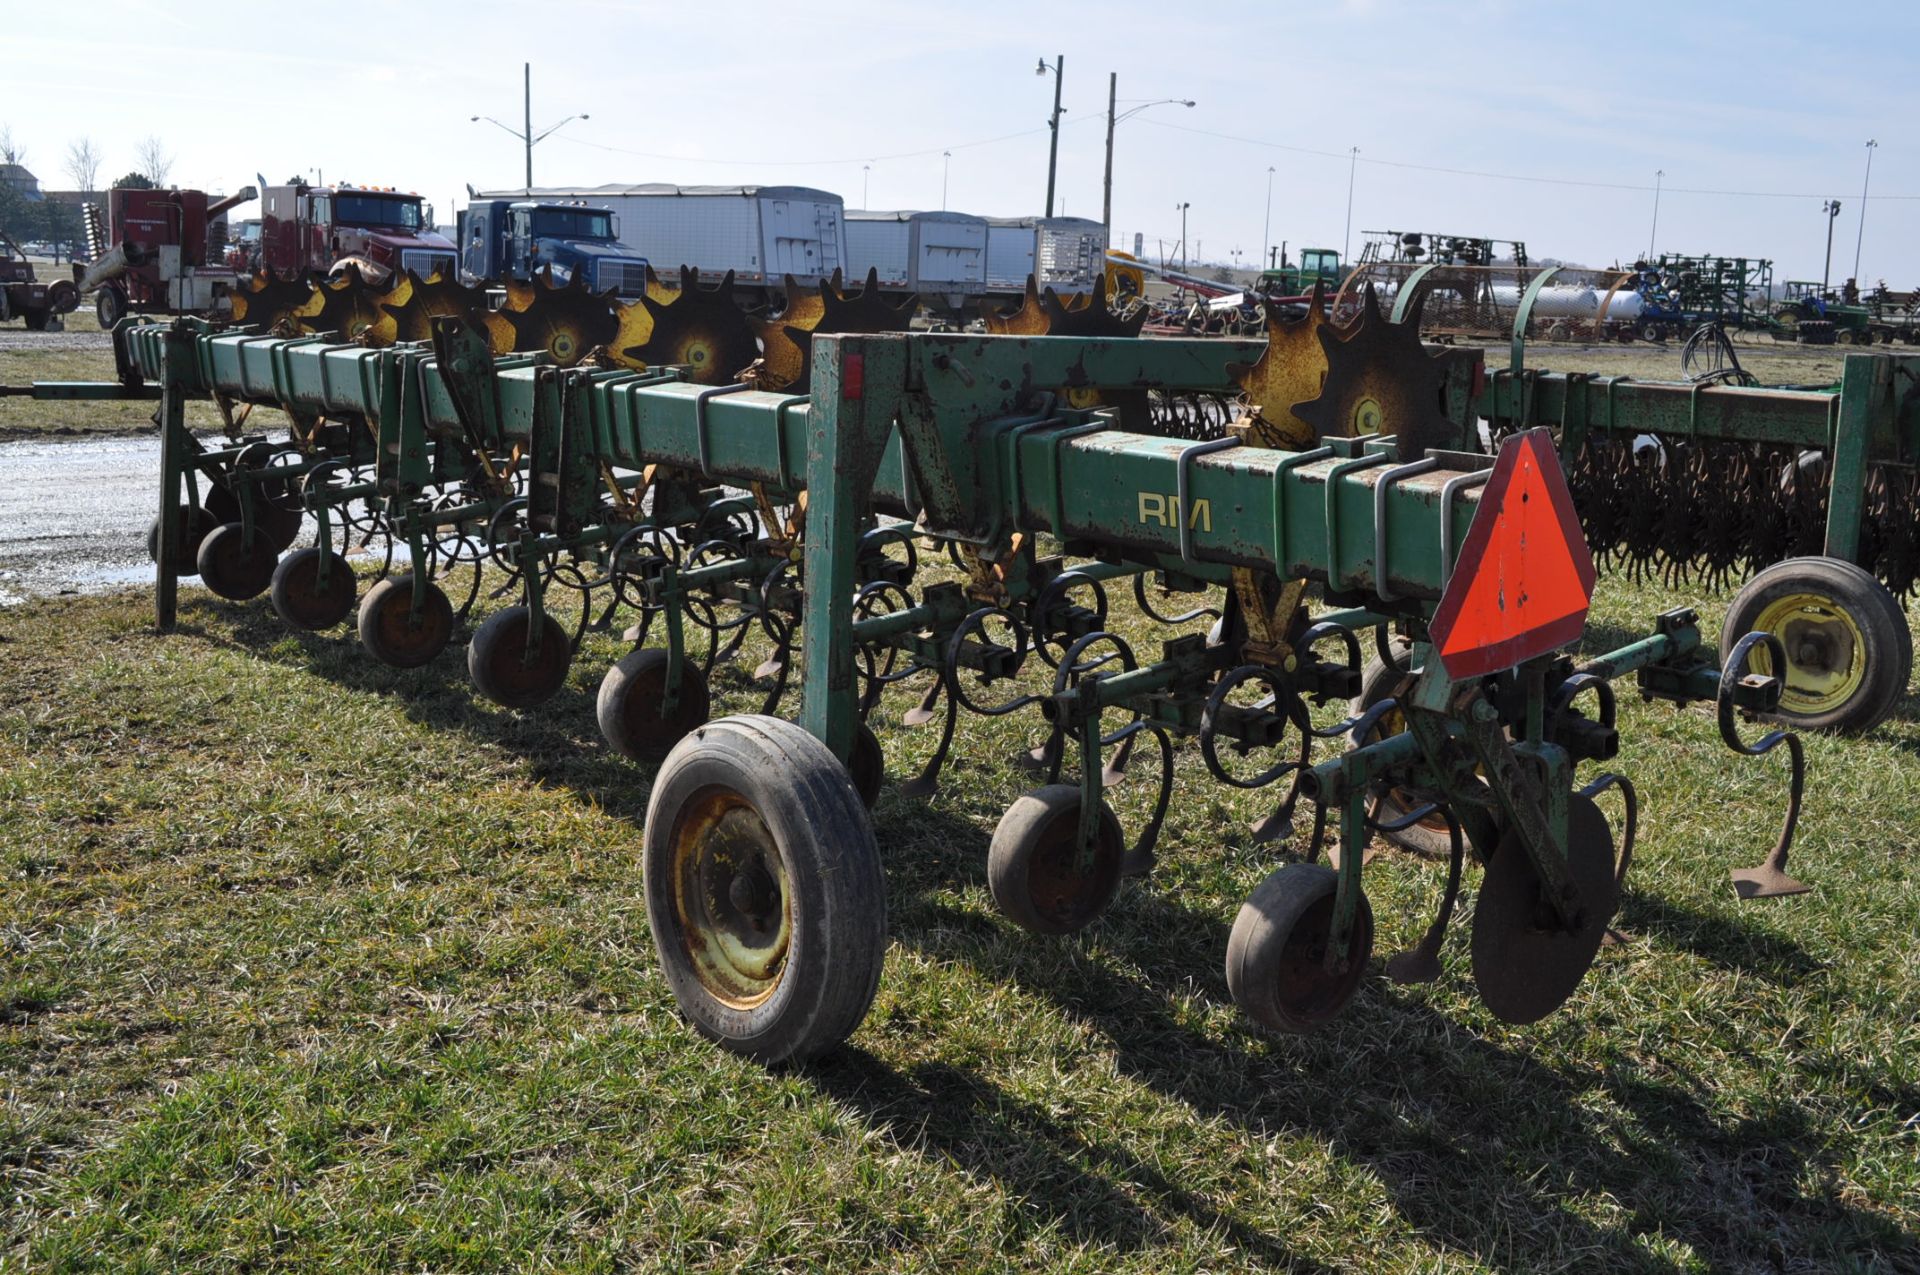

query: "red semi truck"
(257, 181), (456, 285)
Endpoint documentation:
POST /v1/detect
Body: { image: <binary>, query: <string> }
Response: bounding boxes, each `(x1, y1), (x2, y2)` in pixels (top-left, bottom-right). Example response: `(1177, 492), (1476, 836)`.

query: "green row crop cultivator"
(1, 271), (1856, 1064)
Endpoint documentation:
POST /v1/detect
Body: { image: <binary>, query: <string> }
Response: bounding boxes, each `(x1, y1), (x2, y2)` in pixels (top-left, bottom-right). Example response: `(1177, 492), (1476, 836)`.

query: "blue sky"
(3, 0), (1913, 283)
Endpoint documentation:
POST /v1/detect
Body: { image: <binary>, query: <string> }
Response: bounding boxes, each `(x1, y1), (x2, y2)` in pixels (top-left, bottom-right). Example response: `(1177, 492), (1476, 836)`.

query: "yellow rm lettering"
(1135, 493), (1211, 532)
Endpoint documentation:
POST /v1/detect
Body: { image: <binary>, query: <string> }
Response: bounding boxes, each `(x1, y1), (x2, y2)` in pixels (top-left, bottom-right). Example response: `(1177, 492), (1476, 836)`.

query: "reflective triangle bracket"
(1428, 428), (1596, 680)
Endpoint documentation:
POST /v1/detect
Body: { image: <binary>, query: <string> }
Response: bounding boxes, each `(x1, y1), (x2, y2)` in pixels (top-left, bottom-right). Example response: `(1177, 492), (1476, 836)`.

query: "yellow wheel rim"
(1748, 590), (1868, 716)
(669, 789), (792, 1009)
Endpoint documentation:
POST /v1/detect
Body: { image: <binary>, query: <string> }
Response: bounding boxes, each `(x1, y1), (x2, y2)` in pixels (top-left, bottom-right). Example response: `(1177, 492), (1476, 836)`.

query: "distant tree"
(1211, 266), (1234, 284)
(64, 137), (102, 194)
(111, 171), (157, 191)
(0, 122), (24, 167)
(133, 136), (172, 187)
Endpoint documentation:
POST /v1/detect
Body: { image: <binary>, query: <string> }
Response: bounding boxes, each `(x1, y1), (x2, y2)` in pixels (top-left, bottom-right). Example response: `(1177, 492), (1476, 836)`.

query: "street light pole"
(862, 164), (870, 208)
(1822, 199), (1842, 295)
(470, 63), (589, 194)
(1343, 146), (1358, 261)
(1648, 169), (1663, 261)
(1854, 138), (1877, 284)
(1102, 72), (1116, 233)
(942, 151), (950, 211)
(1177, 201), (1189, 276)
(1037, 55), (1065, 218)
(1262, 165), (1275, 273)
(1102, 90), (1195, 241)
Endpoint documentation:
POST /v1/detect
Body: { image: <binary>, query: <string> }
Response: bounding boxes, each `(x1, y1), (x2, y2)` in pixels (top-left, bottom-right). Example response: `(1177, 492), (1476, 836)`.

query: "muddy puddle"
(0, 435), (173, 606)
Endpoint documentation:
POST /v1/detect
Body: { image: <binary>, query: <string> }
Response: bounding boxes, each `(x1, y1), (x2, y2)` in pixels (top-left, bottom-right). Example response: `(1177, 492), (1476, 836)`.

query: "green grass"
(2, 550), (1917, 1272)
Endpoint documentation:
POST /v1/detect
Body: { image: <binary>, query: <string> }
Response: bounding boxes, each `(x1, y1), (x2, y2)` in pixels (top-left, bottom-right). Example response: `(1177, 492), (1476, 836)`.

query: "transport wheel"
(356, 573), (454, 668)
(96, 287), (123, 330)
(1350, 640), (1466, 858)
(1226, 862), (1374, 1034)
(194, 523), (277, 601)
(597, 648), (711, 763)
(468, 605), (572, 708)
(987, 784), (1125, 935)
(643, 714), (887, 1063)
(849, 720), (884, 811)
(147, 503), (214, 576)
(1720, 556), (1911, 734)
(1470, 791), (1617, 1025)
(269, 546), (356, 630)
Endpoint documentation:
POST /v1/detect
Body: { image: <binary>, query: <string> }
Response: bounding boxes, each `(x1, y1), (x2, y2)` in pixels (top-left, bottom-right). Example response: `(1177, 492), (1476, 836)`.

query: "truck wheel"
(1721, 556), (1911, 734)
(96, 287), (123, 330)
(643, 715), (887, 1064)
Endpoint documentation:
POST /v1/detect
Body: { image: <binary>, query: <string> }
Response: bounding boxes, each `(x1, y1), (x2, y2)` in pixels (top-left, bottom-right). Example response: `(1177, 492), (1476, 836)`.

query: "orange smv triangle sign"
(1428, 428), (1596, 680)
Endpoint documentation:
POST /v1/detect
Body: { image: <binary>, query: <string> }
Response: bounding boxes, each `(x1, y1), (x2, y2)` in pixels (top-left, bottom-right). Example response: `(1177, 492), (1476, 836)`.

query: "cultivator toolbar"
(0, 285), (1826, 1066)
(1479, 344), (1920, 733)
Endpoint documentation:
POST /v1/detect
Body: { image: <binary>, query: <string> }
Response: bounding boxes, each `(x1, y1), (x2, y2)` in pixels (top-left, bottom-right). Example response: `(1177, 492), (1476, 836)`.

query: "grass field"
(2, 543), (1917, 1272)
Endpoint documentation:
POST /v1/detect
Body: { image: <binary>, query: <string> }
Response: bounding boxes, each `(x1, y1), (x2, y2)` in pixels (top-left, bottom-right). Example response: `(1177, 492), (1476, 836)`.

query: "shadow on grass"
(193, 592), (1914, 1269)
(857, 800), (1913, 1270)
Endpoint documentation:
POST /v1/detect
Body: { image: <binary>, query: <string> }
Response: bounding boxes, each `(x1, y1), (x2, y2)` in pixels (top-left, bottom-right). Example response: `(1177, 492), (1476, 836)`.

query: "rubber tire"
(1720, 556), (1911, 734)
(147, 504), (214, 577)
(194, 523), (278, 601)
(270, 547), (357, 630)
(643, 714), (887, 1064)
(1349, 640), (1455, 858)
(849, 720), (884, 810)
(987, 784), (1125, 936)
(468, 605), (572, 708)
(356, 573), (454, 669)
(1226, 862), (1374, 1034)
(96, 287), (123, 330)
(597, 647), (712, 763)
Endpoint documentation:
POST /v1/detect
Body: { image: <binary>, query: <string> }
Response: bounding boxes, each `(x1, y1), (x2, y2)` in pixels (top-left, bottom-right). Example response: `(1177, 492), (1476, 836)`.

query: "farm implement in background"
(0, 290), (1817, 1065)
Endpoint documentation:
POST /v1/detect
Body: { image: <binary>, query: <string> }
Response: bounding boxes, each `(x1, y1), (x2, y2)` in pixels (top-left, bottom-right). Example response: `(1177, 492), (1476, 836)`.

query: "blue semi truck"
(457, 198), (650, 297)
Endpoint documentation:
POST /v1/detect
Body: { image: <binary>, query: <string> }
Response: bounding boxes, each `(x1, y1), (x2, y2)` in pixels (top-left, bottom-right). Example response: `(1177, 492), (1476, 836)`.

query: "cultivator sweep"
(1479, 341), (1920, 732)
(0, 290), (1827, 1067)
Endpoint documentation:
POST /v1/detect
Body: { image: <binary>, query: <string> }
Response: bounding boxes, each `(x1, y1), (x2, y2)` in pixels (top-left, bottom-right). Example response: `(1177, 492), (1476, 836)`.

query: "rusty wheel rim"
(669, 789), (792, 1009)
(1271, 891), (1373, 1028)
(1024, 800), (1122, 931)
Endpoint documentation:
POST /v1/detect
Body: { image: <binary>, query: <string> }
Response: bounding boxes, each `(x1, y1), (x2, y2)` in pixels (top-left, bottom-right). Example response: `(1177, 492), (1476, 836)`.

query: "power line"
(553, 114), (1102, 169)
(1135, 119), (1920, 201)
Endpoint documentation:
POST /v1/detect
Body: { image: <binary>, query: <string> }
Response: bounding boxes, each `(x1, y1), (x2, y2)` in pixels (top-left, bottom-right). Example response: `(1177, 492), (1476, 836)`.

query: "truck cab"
(459, 199), (650, 297)
(259, 182), (457, 283)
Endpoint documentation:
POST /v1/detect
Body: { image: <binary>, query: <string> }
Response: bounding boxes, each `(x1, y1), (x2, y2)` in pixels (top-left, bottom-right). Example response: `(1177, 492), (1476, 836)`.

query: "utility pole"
(942, 151), (950, 211)
(1648, 169), (1663, 261)
(1262, 165), (1275, 274)
(1038, 56), (1065, 217)
(1822, 199), (1843, 295)
(1854, 139), (1877, 284)
(1343, 147), (1359, 261)
(1102, 72), (1117, 233)
(1177, 202), (1189, 276)
(862, 164), (870, 208)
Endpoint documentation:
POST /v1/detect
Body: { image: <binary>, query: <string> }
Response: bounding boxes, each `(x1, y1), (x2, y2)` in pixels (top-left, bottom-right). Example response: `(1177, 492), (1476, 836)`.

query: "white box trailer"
(483, 184), (846, 296)
(845, 210), (912, 290)
(983, 215), (1107, 298)
(909, 211), (988, 311)
(846, 209), (988, 312)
